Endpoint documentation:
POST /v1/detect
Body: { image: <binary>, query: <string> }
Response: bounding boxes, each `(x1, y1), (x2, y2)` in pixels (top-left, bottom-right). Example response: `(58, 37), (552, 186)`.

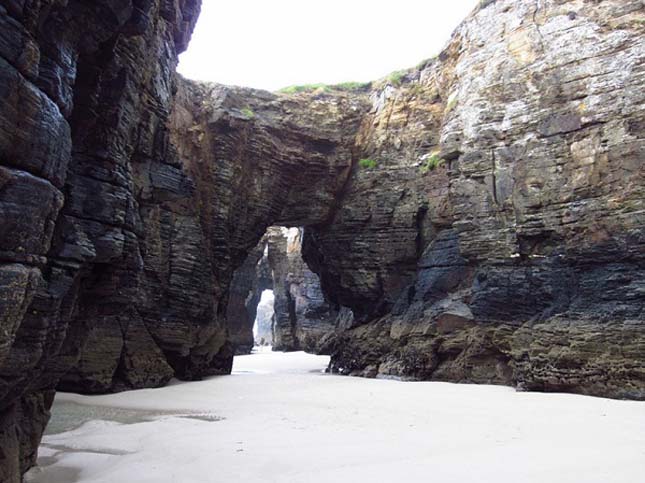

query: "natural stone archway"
(54, 77), (368, 395)
(162, 0), (644, 401)
(227, 225), (346, 355)
(1, 0), (644, 480)
(266, 226), (344, 353)
(226, 234), (272, 355)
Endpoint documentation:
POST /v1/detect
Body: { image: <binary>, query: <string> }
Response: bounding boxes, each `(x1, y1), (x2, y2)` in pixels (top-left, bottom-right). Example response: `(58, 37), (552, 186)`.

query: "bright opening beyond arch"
(254, 289), (275, 347)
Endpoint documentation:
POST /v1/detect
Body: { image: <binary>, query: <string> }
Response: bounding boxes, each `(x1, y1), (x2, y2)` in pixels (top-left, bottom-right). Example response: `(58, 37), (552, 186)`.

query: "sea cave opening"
(254, 289), (275, 348)
(228, 226), (349, 359)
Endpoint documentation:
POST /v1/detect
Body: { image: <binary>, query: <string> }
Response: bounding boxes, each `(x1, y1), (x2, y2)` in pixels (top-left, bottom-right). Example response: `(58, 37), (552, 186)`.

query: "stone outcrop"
(0, 0), (200, 480)
(0, 0), (643, 479)
(316, 0), (645, 400)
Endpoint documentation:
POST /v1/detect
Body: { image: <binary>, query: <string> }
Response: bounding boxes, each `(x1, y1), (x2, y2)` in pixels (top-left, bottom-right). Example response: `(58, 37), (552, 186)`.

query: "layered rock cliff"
(0, 0), (643, 480)
(319, 0), (644, 400)
(0, 0), (202, 479)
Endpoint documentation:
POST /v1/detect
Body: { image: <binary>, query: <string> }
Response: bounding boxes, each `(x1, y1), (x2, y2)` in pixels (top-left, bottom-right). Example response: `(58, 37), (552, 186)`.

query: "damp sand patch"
(26, 403), (224, 483)
(46, 401), (224, 434)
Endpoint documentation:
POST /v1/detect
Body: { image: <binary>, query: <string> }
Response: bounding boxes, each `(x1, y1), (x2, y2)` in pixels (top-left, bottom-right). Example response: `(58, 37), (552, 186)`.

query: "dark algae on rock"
(0, 0), (644, 480)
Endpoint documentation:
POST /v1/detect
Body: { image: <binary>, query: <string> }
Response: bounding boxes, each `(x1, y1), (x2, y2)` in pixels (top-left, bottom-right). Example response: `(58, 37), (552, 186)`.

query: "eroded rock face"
(0, 1), (200, 480)
(319, 0), (645, 399)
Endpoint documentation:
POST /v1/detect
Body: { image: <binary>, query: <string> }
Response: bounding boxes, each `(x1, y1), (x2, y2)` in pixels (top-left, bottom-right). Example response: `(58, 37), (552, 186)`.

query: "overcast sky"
(178, 0), (479, 91)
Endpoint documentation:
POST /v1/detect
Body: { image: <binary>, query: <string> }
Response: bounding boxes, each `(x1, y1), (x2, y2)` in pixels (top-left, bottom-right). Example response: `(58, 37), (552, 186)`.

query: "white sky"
(177, 0), (479, 91)
(253, 289), (274, 337)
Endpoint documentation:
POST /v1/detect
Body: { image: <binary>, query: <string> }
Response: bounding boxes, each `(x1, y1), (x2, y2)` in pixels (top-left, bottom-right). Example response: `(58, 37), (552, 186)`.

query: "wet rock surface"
(0, 0), (644, 480)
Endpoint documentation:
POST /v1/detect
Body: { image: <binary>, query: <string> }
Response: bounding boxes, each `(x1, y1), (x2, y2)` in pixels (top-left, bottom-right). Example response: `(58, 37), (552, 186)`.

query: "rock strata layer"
(320, 0), (644, 401)
(0, 1), (200, 480)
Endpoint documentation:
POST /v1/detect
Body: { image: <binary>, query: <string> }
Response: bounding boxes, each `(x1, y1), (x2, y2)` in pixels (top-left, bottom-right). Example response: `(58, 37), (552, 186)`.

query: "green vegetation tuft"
(332, 81), (372, 91)
(278, 84), (331, 94)
(358, 158), (377, 169)
(387, 70), (407, 86)
(420, 152), (445, 174)
(278, 82), (371, 94)
(241, 107), (255, 119)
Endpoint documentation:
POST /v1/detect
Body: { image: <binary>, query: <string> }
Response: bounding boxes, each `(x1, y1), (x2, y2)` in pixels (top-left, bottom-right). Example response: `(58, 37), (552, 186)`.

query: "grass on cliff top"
(278, 83), (330, 94)
(278, 69), (411, 93)
(387, 69), (407, 86)
(277, 81), (371, 94)
(416, 56), (437, 71)
(380, 67), (419, 88)
(277, 59), (436, 95)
